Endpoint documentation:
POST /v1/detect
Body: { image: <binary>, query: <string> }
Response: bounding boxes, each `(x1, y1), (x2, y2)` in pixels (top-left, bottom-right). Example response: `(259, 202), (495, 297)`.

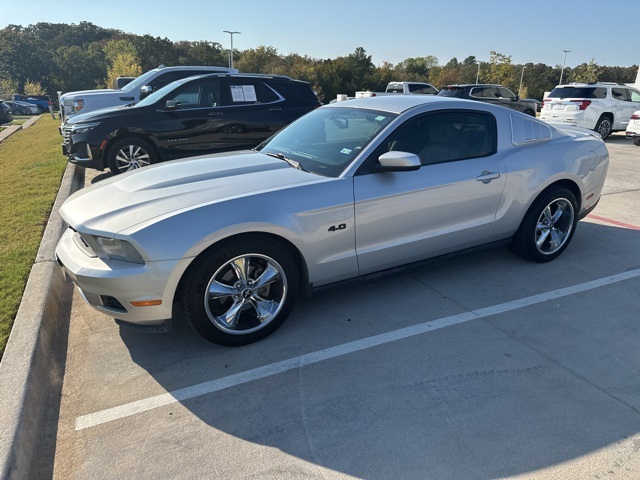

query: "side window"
(409, 84), (437, 95)
(630, 89), (640, 103)
(223, 80), (279, 105)
(372, 111), (496, 168)
(166, 79), (221, 108)
(498, 87), (515, 99)
(470, 87), (488, 98)
(611, 88), (630, 102)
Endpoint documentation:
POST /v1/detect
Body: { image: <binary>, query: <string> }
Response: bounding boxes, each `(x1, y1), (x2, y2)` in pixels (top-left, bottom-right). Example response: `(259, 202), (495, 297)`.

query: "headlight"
(71, 122), (100, 134)
(90, 236), (145, 264)
(72, 99), (85, 112)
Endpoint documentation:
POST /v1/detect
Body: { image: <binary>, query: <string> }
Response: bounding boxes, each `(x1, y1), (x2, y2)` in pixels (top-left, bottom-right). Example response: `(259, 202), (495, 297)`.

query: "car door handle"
(476, 171), (501, 184)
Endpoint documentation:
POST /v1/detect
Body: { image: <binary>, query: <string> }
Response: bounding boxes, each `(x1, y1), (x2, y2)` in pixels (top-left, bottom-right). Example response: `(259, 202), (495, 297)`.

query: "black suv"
(62, 73), (321, 174)
(438, 84), (537, 116)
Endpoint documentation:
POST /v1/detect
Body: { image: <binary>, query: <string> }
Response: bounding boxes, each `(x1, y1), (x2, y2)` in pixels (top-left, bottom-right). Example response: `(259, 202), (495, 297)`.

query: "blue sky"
(1, 0), (636, 68)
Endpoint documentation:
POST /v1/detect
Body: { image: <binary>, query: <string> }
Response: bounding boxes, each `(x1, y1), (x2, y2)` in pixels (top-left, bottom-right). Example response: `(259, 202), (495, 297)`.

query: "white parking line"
(75, 268), (640, 431)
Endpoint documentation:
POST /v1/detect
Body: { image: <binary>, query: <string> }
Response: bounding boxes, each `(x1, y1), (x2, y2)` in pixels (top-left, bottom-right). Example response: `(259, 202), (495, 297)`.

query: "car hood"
(66, 104), (138, 125)
(60, 151), (328, 235)
(60, 89), (121, 100)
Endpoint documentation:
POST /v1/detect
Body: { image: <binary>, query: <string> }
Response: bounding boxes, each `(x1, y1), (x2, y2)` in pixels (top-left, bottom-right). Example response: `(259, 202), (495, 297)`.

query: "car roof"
(324, 95), (489, 114)
(443, 84), (504, 88)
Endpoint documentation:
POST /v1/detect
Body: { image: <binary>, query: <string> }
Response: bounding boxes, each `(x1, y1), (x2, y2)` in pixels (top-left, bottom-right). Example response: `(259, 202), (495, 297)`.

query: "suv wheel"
(594, 116), (612, 139)
(107, 137), (158, 174)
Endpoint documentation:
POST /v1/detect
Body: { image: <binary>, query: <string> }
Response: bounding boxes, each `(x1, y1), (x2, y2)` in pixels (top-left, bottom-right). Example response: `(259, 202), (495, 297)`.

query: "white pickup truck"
(58, 65), (237, 125)
(355, 81), (439, 98)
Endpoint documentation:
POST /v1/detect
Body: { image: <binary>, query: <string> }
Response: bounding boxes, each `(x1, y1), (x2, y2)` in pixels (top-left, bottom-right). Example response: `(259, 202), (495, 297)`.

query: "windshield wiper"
(265, 152), (304, 171)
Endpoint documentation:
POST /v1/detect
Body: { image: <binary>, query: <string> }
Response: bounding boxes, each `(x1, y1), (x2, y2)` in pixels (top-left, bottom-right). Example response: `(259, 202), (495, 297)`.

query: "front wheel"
(107, 137), (158, 174)
(594, 116), (612, 139)
(510, 187), (578, 263)
(179, 236), (300, 346)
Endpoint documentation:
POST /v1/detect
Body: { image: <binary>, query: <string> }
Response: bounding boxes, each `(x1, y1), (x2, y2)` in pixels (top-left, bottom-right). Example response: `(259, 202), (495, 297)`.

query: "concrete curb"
(0, 162), (85, 480)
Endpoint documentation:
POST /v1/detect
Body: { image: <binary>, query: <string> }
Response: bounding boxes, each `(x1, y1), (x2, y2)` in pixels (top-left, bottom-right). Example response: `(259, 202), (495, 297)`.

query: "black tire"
(594, 116), (612, 139)
(12, 109), (24, 116)
(524, 109), (536, 117)
(510, 187), (578, 263)
(107, 137), (158, 175)
(633, 137), (640, 147)
(180, 236), (300, 346)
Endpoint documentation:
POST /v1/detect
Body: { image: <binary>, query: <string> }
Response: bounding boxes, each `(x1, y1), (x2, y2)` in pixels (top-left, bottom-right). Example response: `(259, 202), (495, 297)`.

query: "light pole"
(559, 50), (571, 85)
(223, 30), (241, 69)
(476, 62), (481, 84)
(519, 66), (527, 96)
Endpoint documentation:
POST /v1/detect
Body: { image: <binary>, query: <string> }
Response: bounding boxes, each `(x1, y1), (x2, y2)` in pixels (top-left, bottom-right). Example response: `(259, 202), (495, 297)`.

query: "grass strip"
(0, 116), (67, 358)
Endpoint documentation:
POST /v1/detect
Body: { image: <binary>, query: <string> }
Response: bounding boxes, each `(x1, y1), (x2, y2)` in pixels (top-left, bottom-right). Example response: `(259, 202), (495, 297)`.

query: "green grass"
(0, 116), (68, 358)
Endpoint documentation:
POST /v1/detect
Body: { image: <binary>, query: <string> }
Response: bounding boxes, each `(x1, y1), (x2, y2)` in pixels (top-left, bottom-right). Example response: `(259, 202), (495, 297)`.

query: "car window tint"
(611, 88), (630, 101)
(377, 111), (496, 166)
(548, 87), (607, 99)
(498, 87), (515, 99)
(630, 89), (640, 103)
(224, 80), (279, 105)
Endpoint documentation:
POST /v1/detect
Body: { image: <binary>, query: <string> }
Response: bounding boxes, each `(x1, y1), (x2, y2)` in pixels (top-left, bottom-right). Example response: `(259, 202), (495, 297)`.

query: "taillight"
(631, 113), (640, 120)
(570, 100), (591, 110)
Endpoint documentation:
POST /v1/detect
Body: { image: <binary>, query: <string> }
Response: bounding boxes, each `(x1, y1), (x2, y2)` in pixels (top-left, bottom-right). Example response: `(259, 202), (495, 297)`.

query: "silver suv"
(540, 82), (640, 138)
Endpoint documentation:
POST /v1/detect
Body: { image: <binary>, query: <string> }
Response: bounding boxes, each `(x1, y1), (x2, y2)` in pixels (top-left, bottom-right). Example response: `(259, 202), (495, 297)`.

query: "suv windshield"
(547, 87), (607, 99)
(258, 107), (397, 177)
(120, 69), (160, 93)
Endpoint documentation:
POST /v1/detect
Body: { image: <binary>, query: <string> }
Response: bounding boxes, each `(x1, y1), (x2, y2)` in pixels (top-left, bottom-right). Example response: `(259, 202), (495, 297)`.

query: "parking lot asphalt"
(39, 135), (640, 479)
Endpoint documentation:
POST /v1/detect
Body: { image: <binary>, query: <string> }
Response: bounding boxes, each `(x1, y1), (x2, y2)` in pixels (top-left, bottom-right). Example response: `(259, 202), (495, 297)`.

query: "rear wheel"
(107, 137), (158, 174)
(524, 109), (535, 117)
(180, 236), (300, 346)
(633, 137), (640, 147)
(510, 187), (578, 263)
(594, 116), (612, 139)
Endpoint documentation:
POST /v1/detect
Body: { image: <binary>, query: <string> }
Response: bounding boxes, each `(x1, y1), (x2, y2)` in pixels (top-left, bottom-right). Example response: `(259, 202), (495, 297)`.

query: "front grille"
(100, 296), (127, 313)
(62, 126), (72, 146)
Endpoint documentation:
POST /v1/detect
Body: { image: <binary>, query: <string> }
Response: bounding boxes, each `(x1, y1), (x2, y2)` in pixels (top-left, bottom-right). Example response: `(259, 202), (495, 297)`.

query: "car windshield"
(135, 77), (194, 108)
(120, 69), (159, 93)
(257, 107), (397, 177)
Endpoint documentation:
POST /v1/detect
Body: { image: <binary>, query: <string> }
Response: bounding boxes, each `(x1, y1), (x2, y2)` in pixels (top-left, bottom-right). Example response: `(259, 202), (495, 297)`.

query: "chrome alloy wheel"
(114, 144), (152, 172)
(204, 254), (288, 335)
(535, 198), (575, 255)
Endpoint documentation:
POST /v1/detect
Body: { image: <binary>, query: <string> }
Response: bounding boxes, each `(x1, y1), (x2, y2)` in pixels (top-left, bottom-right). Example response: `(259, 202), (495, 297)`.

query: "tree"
(235, 46), (280, 73)
(102, 39), (141, 88)
(0, 76), (18, 99)
(23, 79), (45, 95)
(487, 51), (517, 91)
(570, 59), (601, 83)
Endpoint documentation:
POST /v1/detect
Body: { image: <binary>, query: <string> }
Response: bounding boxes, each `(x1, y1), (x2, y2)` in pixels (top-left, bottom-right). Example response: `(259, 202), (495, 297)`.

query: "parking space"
(45, 135), (640, 479)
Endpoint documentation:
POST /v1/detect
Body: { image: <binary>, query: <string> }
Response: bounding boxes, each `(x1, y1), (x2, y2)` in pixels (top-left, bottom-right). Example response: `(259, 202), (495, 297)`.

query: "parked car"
(0, 101), (13, 124)
(58, 65), (237, 124)
(4, 100), (39, 115)
(62, 73), (321, 174)
(437, 84), (537, 116)
(625, 110), (640, 146)
(11, 94), (53, 113)
(540, 82), (640, 139)
(523, 98), (543, 113)
(55, 95), (609, 346)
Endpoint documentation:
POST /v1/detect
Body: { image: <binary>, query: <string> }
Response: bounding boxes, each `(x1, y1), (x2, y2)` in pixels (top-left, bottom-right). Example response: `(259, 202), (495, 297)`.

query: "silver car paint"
(55, 96), (609, 326)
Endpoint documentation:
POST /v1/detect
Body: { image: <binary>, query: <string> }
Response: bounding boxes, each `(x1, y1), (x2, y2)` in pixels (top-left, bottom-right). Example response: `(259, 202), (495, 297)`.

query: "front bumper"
(62, 129), (106, 169)
(55, 228), (187, 326)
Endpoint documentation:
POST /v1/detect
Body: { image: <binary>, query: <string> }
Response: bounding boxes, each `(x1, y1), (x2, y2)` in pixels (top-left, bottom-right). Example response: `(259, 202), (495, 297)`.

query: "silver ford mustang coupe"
(55, 96), (609, 346)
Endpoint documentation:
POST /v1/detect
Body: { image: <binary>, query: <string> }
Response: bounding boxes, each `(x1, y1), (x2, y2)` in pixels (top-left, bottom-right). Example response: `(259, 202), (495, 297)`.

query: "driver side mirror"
(374, 151), (421, 172)
(164, 100), (182, 110)
(139, 85), (154, 100)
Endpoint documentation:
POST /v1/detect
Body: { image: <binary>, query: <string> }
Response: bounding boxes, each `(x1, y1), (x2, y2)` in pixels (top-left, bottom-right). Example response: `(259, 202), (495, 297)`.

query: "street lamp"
(519, 66), (527, 96)
(476, 62), (482, 84)
(223, 30), (241, 69)
(559, 50), (571, 85)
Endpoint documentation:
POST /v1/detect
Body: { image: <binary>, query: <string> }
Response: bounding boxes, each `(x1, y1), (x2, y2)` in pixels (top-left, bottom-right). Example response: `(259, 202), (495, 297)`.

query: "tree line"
(1, 22), (638, 103)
